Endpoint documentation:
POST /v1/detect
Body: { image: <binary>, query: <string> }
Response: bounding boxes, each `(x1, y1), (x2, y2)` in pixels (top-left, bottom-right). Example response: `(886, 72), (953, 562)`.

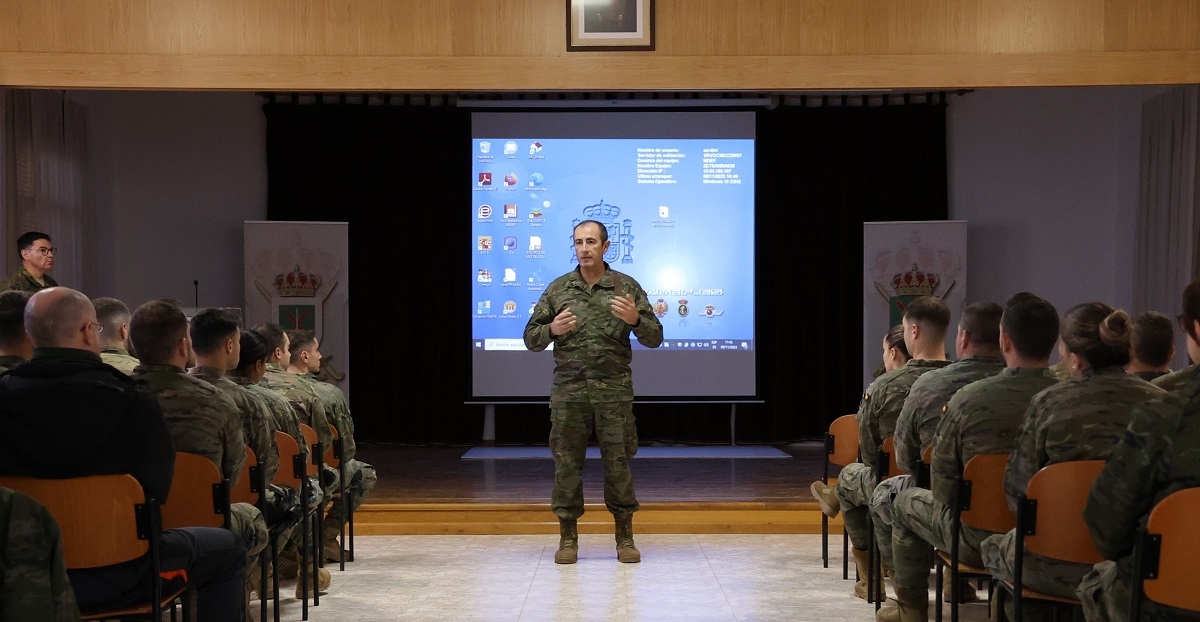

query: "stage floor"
(354, 441), (827, 505)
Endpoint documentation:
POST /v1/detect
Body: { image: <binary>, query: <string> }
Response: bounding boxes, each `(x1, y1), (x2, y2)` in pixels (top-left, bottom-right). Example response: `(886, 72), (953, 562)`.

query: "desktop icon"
(477, 269), (492, 283)
(659, 205), (669, 218)
(503, 236), (517, 251)
(504, 174), (517, 186)
(528, 236), (542, 251)
(477, 172), (492, 186)
(476, 300), (491, 314)
(504, 268), (517, 282)
(503, 204), (518, 218)
(528, 172), (545, 186)
(528, 207), (543, 218)
(503, 300), (517, 314)
(479, 141), (491, 154)
(529, 142), (543, 155)
(478, 204), (493, 218)
(477, 236), (492, 251)
(503, 141), (518, 155)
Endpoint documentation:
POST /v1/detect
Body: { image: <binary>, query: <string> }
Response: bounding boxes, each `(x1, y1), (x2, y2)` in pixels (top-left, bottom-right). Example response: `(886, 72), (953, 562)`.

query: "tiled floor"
(261, 534), (992, 622)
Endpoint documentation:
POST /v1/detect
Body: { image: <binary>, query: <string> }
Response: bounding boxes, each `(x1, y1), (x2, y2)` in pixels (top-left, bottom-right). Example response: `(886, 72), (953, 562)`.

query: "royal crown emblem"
(274, 265), (321, 297)
(892, 264), (938, 297)
(582, 201), (622, 219)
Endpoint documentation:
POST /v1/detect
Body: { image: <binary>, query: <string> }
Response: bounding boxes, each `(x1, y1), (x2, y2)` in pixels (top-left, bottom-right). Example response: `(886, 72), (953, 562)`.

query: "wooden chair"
(161, 452), (231, 531)
(274, 429), (318, 620)
(917, 444), (934, 489)
(1129, 486), (1200, 620)
(299, 424), (325, 615)
(0, 474), (188, 621)
(868, 435), (910, 609)
(821, 414), (858, 577)
(234, 445), (275, 622)
(324, 422), (349, 571)
(997, 460), (1107, 622)
(934, 453), (1014, 622)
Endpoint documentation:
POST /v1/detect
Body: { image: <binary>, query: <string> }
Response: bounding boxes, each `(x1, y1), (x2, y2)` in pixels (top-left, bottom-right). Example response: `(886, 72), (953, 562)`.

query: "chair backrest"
(299, 423), (320, 476)
(162, 452), (229, 530)
(274, 430), (304, 487)
(230, 445), (260, 505)
(826, 414), (859, 467)
(324, 423), (341, 469)
(0, 474), (149, 569)
(959, 453), (1015, 533)
(1140, 486), (1200, 611)
(1022, 460), (1106, 565)
(881, 436), (908, 478)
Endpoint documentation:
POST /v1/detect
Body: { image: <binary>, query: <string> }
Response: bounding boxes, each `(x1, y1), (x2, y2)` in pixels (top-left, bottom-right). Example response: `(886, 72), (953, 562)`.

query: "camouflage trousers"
(232, 501), (269, 581)
(868, 474), (916, 568)
(980, 529), (1089, 622)
(549, 401), (639, 521)
(324, 459), (377, 529)
(833, 462), (877, 551)
(0, 488), (80, 622)
(889, 487), (994, 594)
(1077, 559), (1199, 622)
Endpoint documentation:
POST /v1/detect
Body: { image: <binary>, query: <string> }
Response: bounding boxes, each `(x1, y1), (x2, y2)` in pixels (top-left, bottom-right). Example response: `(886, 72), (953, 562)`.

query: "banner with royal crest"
(243, 221), (351, 399)
(863, 221), (967, 387)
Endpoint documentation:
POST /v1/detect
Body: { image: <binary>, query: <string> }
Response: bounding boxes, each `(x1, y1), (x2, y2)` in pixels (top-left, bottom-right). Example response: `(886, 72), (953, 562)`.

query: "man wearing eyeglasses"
(4, 231), (59, 293)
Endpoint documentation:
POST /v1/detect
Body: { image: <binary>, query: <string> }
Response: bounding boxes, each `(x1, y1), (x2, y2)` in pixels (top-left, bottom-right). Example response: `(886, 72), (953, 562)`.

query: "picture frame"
(566, 0), (655, 52)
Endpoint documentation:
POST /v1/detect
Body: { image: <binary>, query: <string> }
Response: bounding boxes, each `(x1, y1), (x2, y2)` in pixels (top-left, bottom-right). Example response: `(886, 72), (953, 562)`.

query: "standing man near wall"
(4, 232), (58, 292)
(523, 219), (663, 565)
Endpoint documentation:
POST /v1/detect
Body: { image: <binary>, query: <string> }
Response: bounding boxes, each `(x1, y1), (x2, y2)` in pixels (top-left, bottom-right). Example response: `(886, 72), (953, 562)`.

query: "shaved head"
(25, 287), (97, 349)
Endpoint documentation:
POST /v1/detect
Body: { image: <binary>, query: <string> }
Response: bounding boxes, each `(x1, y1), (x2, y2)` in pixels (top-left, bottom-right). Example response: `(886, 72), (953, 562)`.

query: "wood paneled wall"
(1, 0), (1198, 90)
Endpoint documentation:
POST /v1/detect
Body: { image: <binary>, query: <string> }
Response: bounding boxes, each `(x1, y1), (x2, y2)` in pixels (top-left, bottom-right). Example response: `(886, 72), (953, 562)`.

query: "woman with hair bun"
(979, 302), (1166, 620)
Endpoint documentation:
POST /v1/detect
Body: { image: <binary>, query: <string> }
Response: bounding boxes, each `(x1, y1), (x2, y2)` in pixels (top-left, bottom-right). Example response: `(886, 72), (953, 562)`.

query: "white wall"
(72, 90), (267, 311)
(947, 85), (1165, 320)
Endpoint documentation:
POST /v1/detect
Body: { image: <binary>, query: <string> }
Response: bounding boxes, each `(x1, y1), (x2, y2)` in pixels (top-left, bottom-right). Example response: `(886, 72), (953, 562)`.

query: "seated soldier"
(1126, 310), (1174, 382)
(0, 290), (32, 373)
(880, 292), (1060, 622)
(810, 296), (951, 599)
(92, 296), (140, 374)
(1079, 279), (1200, 622)
(980, 302), (1166, 621)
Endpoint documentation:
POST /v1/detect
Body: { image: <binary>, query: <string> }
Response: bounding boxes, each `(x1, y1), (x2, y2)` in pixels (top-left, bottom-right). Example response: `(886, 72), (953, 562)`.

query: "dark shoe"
(615, 516), (641, 563)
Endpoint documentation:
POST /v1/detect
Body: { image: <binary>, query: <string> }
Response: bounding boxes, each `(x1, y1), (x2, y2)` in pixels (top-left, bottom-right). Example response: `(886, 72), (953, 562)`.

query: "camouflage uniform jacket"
(1152, 364), (1197, 394)
(262, 364), (333, 451)
(190, 366), (280, 485)
(930, 367), (1057, 509)
(857, 358), (951, 472)
(524, 263), (663, 405)
(239, 377), (309, 461)
(0, 487), (81, 622)
(1047, 359), (1072, 382)
(99, 346), (139, 375)
(0, 354), (26, 374)
(1131, 370), (1168, 383)
(2, 268), (57, 293)
(895, 354), (1006, 473)
(1003, 366), (1166, 511)
(132, 363), (246, 485)
(301, 373), (356, 462)
(1084, 376), (1200, 577)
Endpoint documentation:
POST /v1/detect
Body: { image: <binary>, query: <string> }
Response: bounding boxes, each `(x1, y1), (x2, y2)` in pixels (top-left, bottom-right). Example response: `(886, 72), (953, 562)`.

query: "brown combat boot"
(852, 548), (871, 599)
(810, 481), (841, 518)
(615, 515), (641, 563)
(875, 587), (929, 622)
(942, 572), (978, 603)
(554, 519), (578, 564)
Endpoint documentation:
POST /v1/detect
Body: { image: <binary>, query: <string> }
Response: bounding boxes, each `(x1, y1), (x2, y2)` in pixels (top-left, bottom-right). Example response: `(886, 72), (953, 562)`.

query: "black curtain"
(263, 99), (947, 445)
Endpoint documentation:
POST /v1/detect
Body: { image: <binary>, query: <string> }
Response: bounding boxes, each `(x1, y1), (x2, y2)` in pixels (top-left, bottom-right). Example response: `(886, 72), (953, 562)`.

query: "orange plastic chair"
(232, 445), (274, 622)
(934, 453), (1014, 622)
(0, 474), (187, 621)
(324, 423), (350, 571)
(868, 435), (910, 608)
(274, 429), (320, 619)
(162, 452), (231, 530)
(998, 460), (1107, 621)
(298, 423), (324, 612)
(231, 446), (260, 506)
(821, 414), (858, 577)
(1129, 486), (1200, 619)
(917, 444), (934, 488)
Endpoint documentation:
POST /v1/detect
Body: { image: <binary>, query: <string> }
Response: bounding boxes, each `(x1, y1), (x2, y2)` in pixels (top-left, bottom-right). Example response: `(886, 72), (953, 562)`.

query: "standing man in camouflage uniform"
(523, 219), (663, 565)
(810, 295), (951, 599)
(879, 293), (1060, 622)
(3, 232), (58, 292)
(286, 329), (377, 563)
(92, 297), (140, 374)
(1126, 310), (1174, 382)
(871, 301), (1006, 608)
(129, 299), (269, 613)
(980, 302), (1165, 621)
(0, 290), (32, 372)
(1079, 280), (1200, 622)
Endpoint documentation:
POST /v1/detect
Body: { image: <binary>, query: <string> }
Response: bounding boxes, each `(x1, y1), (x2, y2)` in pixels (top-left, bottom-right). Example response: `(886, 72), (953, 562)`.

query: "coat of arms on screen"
(273, 265), (322, 332)
(573, 201), (634, 265)
(868, 230), (963, 327)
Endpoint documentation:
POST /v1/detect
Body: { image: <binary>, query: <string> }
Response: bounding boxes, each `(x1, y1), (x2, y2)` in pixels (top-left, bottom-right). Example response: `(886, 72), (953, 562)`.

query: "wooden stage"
(350, 441), (844, 536)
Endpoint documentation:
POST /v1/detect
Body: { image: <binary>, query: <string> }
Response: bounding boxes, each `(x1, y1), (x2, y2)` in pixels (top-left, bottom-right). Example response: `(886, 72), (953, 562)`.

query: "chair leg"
(935, 561), (944, 622)
(312, 509), (321, 607)
(347, 487), (355, 563)
(270, 531), (281, 622)
(300, 509), (309, 621)
(843, 529), (849, 580)
(822, 513), (829, 569)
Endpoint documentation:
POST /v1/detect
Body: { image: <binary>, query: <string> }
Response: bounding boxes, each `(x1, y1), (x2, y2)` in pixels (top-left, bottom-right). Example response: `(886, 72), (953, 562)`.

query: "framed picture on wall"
(566, 0), (655, 51)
